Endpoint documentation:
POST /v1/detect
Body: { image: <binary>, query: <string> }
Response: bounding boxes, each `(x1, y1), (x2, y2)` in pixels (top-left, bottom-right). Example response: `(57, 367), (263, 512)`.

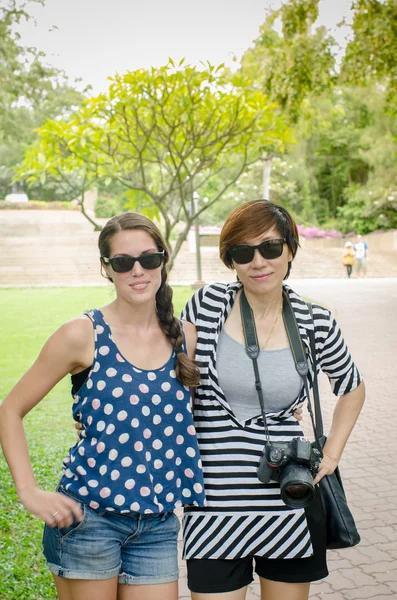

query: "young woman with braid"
(0, 212), (206, 600)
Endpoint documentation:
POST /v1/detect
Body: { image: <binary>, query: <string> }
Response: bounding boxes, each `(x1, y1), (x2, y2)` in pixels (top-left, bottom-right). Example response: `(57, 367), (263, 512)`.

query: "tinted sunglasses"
(102, 252), (165, 273)
(229, 238), (286, 264)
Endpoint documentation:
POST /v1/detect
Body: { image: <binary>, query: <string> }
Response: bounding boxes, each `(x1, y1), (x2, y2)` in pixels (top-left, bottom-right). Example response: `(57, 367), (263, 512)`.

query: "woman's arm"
(181, 319), (198, 359)
(313, 380), (365, 484)
(0, 317), (93, 527)
(181, 319), (198, 407)
(310, 306), (365, 483)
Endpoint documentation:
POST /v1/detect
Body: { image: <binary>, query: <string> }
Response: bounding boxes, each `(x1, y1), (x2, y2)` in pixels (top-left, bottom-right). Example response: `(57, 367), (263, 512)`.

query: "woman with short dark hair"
(182, 200), (365, 600)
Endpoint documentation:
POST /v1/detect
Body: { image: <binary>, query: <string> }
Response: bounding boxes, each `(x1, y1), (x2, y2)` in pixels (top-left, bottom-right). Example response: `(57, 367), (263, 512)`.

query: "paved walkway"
(177, 279), (397, 600)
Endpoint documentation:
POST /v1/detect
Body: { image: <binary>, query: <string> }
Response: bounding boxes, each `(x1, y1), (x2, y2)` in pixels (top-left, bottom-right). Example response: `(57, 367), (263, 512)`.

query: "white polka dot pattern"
(60, 309), (206, 514)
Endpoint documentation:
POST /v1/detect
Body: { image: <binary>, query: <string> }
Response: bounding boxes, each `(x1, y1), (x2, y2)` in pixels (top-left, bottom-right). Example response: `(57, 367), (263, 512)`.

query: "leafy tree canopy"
(19, 61), (292, 264)
(341, 0), (397, 111)
(0, 0), (87, 197)
(240, 0), (337, 122)
(235, 0), (397, 232)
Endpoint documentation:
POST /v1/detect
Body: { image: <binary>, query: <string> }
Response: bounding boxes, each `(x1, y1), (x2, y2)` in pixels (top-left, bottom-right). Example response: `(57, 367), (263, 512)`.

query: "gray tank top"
(217, 329), (303, 422)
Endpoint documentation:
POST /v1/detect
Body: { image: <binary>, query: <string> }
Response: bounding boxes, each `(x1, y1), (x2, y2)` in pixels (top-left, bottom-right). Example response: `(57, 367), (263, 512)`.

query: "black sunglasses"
(102, 252), (165, 273)
(229, 238), (286, 264)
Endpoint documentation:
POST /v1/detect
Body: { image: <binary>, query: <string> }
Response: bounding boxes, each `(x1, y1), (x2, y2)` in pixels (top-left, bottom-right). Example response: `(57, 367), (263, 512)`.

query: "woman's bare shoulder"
(56, 315), (94, 347)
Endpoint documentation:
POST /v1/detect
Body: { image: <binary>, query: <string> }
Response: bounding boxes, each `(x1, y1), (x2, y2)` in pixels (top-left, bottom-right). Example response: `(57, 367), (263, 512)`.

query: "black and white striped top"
(181, 282), (362, 560)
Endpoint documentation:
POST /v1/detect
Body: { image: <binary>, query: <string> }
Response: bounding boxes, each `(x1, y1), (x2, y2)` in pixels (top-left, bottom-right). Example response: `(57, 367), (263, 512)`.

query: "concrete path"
(178, 279), (397, 600)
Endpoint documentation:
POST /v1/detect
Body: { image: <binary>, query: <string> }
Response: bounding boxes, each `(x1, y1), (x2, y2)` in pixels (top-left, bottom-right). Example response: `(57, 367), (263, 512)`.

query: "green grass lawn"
(0, 286), (194, 600)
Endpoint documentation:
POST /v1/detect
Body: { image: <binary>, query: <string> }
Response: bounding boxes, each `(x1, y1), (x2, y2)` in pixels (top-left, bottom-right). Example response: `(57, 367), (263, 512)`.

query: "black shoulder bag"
(240, 290), (360, 549)
(306, 302), (360, 549)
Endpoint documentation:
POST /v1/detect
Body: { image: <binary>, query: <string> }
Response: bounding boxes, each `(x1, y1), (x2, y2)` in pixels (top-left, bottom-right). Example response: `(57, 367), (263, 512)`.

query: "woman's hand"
(18, 487), (83, 528)
(316, 382), (365, 483)
(75, 420), (84, 439)
(313, 453), (339, 485)
(293, 406), (303, 422)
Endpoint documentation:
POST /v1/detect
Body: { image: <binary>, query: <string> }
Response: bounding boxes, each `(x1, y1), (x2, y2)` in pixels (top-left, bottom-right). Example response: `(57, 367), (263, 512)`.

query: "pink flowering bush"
(297, 225), (343, 239)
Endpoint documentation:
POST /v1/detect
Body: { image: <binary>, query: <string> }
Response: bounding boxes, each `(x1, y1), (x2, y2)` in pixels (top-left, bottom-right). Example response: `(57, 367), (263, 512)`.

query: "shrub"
(297, 224), (343, 239)
(95, 193), (127, 218)
(0, 200), (78, 210)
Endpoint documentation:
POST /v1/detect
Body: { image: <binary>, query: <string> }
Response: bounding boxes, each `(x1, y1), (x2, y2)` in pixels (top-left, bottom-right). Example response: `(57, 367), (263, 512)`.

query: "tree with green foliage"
(200, 83), (397, 233)
(237, 0), (337, 214)
(0, 0), (87, 198)
(342, 0), (397, 111)
(236, 0), (397, 232)
(240, 0), (336, 123)
(18, 117), (102, 229)
(335, 89), (397, 232)
(19, 61), (292, 267)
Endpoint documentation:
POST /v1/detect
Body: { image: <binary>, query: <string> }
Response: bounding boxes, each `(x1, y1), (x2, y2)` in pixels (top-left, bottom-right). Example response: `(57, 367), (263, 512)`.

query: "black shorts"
(187, 490), (328, 593)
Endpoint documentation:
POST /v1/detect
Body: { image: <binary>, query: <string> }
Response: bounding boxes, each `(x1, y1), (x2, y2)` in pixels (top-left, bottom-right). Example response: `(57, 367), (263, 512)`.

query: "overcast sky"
(17, 0), (353, 94)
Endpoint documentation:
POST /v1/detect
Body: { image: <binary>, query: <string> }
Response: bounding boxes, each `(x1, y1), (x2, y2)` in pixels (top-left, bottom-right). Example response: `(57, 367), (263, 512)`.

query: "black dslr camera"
(257, 437), (321, 508)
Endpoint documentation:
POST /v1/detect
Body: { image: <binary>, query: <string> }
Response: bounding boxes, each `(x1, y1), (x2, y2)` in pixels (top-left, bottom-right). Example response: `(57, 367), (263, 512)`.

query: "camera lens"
(286, 484), (309, 499)
(279, 463), (315, 508)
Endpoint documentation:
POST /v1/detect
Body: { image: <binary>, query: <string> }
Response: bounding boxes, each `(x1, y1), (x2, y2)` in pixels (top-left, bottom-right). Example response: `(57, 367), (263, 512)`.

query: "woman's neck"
(241, 287), (283, 320)
(104, 297), (159, 330)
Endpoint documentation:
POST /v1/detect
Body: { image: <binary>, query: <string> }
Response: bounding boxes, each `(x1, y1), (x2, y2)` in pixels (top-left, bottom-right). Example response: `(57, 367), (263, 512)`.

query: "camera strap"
(240, 290), (270, 441)
(240, 290), (322, 453)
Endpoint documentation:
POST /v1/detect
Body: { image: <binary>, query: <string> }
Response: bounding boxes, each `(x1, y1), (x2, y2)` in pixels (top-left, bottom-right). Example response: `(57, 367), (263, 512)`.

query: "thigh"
(117, 581), (178, 600)
(259, 578), (310, 600)
(119, 511), (180, 586)
(54, 574), (118, 600)
(187, 557), (253, 595)
(191, 590), (247, 600)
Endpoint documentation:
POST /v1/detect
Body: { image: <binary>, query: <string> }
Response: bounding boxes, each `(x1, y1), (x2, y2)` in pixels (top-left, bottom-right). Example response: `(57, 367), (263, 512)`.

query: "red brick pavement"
(177, 278), (397, 600)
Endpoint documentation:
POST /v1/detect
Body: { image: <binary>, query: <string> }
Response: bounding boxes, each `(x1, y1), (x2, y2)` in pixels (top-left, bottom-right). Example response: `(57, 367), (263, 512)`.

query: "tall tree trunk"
(167, 220), (192, 272)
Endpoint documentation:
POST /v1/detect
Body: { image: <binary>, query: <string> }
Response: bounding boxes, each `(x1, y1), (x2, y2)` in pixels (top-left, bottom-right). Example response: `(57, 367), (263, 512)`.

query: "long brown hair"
(219, 200), (299, 279)
(98, 212), (200, 386)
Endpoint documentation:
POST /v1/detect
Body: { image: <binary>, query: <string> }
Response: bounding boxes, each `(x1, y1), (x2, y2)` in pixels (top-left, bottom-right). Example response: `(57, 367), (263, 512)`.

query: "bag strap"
(282, 292), (322, 449)
(306, 302), (324, 439)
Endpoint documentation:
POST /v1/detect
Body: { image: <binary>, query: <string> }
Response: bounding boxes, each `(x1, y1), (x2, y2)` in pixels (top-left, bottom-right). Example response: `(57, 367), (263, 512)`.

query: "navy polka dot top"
(59, 309), (206, 514)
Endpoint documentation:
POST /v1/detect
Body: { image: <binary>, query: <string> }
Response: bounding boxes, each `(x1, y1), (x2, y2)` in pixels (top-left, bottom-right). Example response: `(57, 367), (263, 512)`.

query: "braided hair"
(156, 270), (200, 387)
(98, 212), (200, 387)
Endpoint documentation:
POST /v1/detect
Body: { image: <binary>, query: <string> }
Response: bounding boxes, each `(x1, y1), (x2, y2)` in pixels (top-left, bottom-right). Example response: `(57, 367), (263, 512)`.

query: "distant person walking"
(354, 235), (368, 277)
(342, 241), (355, 278)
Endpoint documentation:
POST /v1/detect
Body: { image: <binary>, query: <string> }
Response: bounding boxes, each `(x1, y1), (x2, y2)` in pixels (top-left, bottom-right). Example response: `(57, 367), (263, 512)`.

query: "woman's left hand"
(313, 453), (339, 485)
(74, 420), (84, 440)
(293, 406), (303, 422)
(313, 382), (365, 485)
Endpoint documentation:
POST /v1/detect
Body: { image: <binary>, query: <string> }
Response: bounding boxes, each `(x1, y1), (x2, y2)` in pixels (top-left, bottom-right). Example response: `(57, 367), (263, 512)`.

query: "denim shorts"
(43, 487), (180, 584)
